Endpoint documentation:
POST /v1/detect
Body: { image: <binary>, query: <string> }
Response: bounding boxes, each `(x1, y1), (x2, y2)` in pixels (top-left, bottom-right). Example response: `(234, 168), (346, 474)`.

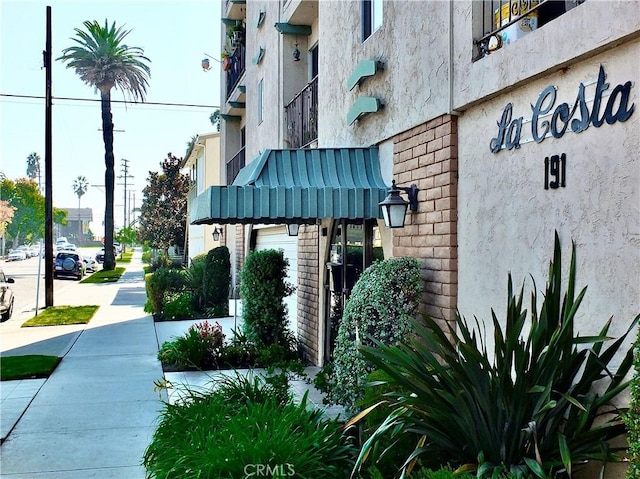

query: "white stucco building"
(190, 0), (639, 400)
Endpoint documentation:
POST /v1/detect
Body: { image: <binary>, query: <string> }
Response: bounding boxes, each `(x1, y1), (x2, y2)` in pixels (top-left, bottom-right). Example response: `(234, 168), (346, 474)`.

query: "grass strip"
(81, 266), (126, 283)
(0, 355), (60, 380)
(119, 251), (133, 263)
(22, 305), (99, 327)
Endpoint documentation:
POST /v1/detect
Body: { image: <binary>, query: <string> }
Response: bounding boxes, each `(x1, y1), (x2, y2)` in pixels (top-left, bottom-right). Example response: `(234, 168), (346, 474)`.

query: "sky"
(0, 0), (222, 237)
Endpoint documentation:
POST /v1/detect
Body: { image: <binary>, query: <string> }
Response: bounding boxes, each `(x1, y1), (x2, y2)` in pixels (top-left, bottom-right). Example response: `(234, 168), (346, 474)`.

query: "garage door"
(254, 226), (298, 334)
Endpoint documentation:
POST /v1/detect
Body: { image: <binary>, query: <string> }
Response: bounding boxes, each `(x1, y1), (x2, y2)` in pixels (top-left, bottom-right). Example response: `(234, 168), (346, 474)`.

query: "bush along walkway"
(0, 249), (161, 479)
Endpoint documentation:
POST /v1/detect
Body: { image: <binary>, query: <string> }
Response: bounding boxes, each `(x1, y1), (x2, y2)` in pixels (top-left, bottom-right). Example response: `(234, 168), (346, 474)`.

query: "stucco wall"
(318, 0), (451, 148)
(457, 42), (640, 358)
(452, 0), (640, 110)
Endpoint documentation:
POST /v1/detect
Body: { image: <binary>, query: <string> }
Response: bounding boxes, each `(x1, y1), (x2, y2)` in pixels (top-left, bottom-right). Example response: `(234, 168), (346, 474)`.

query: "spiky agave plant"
(350, 232), (639, 479)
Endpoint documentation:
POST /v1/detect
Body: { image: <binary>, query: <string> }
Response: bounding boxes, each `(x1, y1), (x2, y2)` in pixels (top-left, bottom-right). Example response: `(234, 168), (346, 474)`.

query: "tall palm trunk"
(100, 89), (116, 270)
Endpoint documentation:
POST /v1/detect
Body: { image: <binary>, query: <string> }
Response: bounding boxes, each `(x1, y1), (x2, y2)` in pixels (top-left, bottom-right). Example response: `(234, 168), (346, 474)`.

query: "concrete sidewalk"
(0, 249), (342, 478)
(1, 248), (161, 478)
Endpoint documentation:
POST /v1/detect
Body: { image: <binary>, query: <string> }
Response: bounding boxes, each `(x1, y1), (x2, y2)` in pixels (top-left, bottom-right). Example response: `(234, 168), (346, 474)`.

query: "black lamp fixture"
(202, 52), (220, 71)
(286, 224), (299, 236)
(292, 42), (300, 62)
(212, 227), (223, 241)
(378, 180), (419, 228)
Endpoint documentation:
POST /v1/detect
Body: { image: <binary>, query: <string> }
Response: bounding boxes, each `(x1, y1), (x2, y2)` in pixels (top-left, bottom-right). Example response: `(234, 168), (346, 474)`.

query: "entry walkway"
(1, 250), (160, 478)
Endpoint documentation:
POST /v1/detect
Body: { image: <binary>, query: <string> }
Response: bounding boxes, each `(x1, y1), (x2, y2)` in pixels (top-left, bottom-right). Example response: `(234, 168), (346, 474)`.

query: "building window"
(362, 0), (383, 42)
(475, 0), (584, 59)
(258, 78), (264, 124)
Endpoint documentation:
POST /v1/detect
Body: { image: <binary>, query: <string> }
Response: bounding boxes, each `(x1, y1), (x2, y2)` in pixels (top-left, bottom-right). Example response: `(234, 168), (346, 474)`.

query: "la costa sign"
(490, 65), (635, 153)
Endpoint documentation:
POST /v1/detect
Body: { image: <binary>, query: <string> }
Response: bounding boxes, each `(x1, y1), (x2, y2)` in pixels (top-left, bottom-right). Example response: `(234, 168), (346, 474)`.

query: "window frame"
(362, 0), (383, 42)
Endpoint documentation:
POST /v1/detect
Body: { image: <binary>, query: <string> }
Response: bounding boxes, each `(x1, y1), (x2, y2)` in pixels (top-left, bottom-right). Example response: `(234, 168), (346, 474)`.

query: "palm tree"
(26, 152), (42, 191)
(72, 176), (88, 244)
(58, 20), (150, 270)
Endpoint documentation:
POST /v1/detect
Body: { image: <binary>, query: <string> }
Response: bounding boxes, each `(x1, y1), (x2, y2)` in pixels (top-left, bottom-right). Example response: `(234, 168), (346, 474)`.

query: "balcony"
(475, 0), (585, 59)
(284, 76), (318, 149)
(226, 147), (246, 185)
(225, 44), (246, 100)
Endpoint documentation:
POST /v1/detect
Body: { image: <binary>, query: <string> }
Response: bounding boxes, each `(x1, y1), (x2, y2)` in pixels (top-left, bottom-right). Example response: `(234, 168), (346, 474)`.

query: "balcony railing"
(475, 0), (584, 59)
(226, 147), (246, 185)
(225, 45), (246, 100)
(284, 76), (318, 149)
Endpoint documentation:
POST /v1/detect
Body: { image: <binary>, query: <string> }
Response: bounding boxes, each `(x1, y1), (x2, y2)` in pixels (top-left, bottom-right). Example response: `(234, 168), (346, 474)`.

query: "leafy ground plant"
(351, 233), (639, 478)
(0, 355), (60, 380)
(144, 373), (357, 479)
(158, 320), (225, 370)
(22, 305), (99, 327)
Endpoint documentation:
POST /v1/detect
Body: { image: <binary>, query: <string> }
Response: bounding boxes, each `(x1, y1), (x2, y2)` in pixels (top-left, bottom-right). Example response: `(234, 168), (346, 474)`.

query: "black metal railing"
(226, 147), (245, 185)
(475, 0), (584, 59)
(284, 76), (318, 149)
(225, 45), (246, 100)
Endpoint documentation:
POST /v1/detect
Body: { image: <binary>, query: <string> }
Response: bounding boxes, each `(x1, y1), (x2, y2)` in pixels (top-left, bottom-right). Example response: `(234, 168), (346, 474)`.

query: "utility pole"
(118, 159), (134, 229)
(44, 5), (54, 307)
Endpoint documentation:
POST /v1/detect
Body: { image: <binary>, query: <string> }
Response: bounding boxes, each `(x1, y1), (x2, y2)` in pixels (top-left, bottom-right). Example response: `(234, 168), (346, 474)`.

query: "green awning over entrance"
(190, 147), (389, 225)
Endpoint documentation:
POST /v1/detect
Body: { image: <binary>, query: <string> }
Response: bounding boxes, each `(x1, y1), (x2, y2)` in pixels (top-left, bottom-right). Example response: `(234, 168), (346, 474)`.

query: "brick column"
(392, 114), (458, 325)
(296, 224), (320, 363)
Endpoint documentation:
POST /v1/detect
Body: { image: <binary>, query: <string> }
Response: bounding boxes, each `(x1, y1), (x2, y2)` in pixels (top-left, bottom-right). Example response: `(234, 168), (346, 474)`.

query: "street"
(1, 247), (101, 324)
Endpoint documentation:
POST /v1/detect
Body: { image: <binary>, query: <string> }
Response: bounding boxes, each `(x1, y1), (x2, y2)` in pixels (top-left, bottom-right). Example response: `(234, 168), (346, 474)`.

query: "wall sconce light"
(292, 42), (301, 62)
(202, 53), (220, 71)
(212, 227), (223, 241)
(378, 180), (419, 228)
(286, 224), (299, 236)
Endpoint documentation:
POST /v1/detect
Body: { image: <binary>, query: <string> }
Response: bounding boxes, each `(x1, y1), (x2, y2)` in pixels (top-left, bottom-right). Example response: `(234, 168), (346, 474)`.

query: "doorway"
(323, 218), (383, 362)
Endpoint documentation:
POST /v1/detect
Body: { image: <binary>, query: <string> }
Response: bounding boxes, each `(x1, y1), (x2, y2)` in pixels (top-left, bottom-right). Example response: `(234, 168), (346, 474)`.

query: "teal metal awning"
(190, 148), (389, 225)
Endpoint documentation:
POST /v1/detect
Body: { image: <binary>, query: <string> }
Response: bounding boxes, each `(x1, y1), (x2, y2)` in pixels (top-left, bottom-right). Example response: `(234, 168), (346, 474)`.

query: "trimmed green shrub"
(143, 378), (357, 479)
(203, 246), (231, 317)
(327, 257), (422, 411)
(353, 233), (639, 478)
(161, 291), (195, 320)
(627, 333), (640, 479)
(240, 249), (295, 347)
(158, 320), (225, 370)
(143, 267), (186, 319)
(183, 253), (208, 311)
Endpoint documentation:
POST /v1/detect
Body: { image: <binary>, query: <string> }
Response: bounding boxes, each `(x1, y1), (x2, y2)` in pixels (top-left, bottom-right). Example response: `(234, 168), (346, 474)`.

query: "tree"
(72, 175), (88, 243)
(1, 177), (66, 247)
(26, 152), (42, 191)
(138, 153), (190, 252)
(58, 20), (151, 270)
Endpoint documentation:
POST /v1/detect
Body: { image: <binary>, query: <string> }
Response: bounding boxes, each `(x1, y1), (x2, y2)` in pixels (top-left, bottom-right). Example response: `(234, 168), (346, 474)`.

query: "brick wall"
(296, 224), (320, 364)
(392, 114), (458, 324)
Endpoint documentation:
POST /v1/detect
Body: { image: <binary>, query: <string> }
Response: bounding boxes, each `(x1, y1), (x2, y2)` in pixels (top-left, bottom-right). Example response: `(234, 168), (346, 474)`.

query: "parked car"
(28, 245), (41, 257)
(6, 249), (27, 262)
(54, 251), (85, 280)
(0, 269), (15, 321)
(95, 248), (105, 264)
(83, 255), (98, 273)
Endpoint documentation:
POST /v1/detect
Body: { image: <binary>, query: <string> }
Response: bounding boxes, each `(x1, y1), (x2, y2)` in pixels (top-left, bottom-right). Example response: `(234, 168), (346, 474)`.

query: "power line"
(0, 93), (219, 109)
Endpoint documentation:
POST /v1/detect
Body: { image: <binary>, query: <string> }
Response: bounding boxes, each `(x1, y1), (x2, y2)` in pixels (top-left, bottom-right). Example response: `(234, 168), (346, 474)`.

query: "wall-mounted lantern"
(378, 180), (419, 228)
(286, 224), (299, 236)
(292, 42), (301, 62)
(212, 227), (224, 241)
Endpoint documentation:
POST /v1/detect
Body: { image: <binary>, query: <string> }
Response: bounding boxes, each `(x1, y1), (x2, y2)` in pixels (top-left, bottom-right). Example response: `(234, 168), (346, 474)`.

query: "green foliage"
(158, 320), (225, 370)
(161, 291), (195, 320)
(143, 378), (357, 479)
(328, 257), (422, 411)
(144, 267), (186, 319)
(203, 246), (231, 316)
(240, 249), (295, 347)
(627, 334), (640, 479)
(183, 254), (207, 311)
(353, 233), (639, 479)
(114, 225), (138, 248)
(137, 153), (191, 251)
(1, 177), (66, 245)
